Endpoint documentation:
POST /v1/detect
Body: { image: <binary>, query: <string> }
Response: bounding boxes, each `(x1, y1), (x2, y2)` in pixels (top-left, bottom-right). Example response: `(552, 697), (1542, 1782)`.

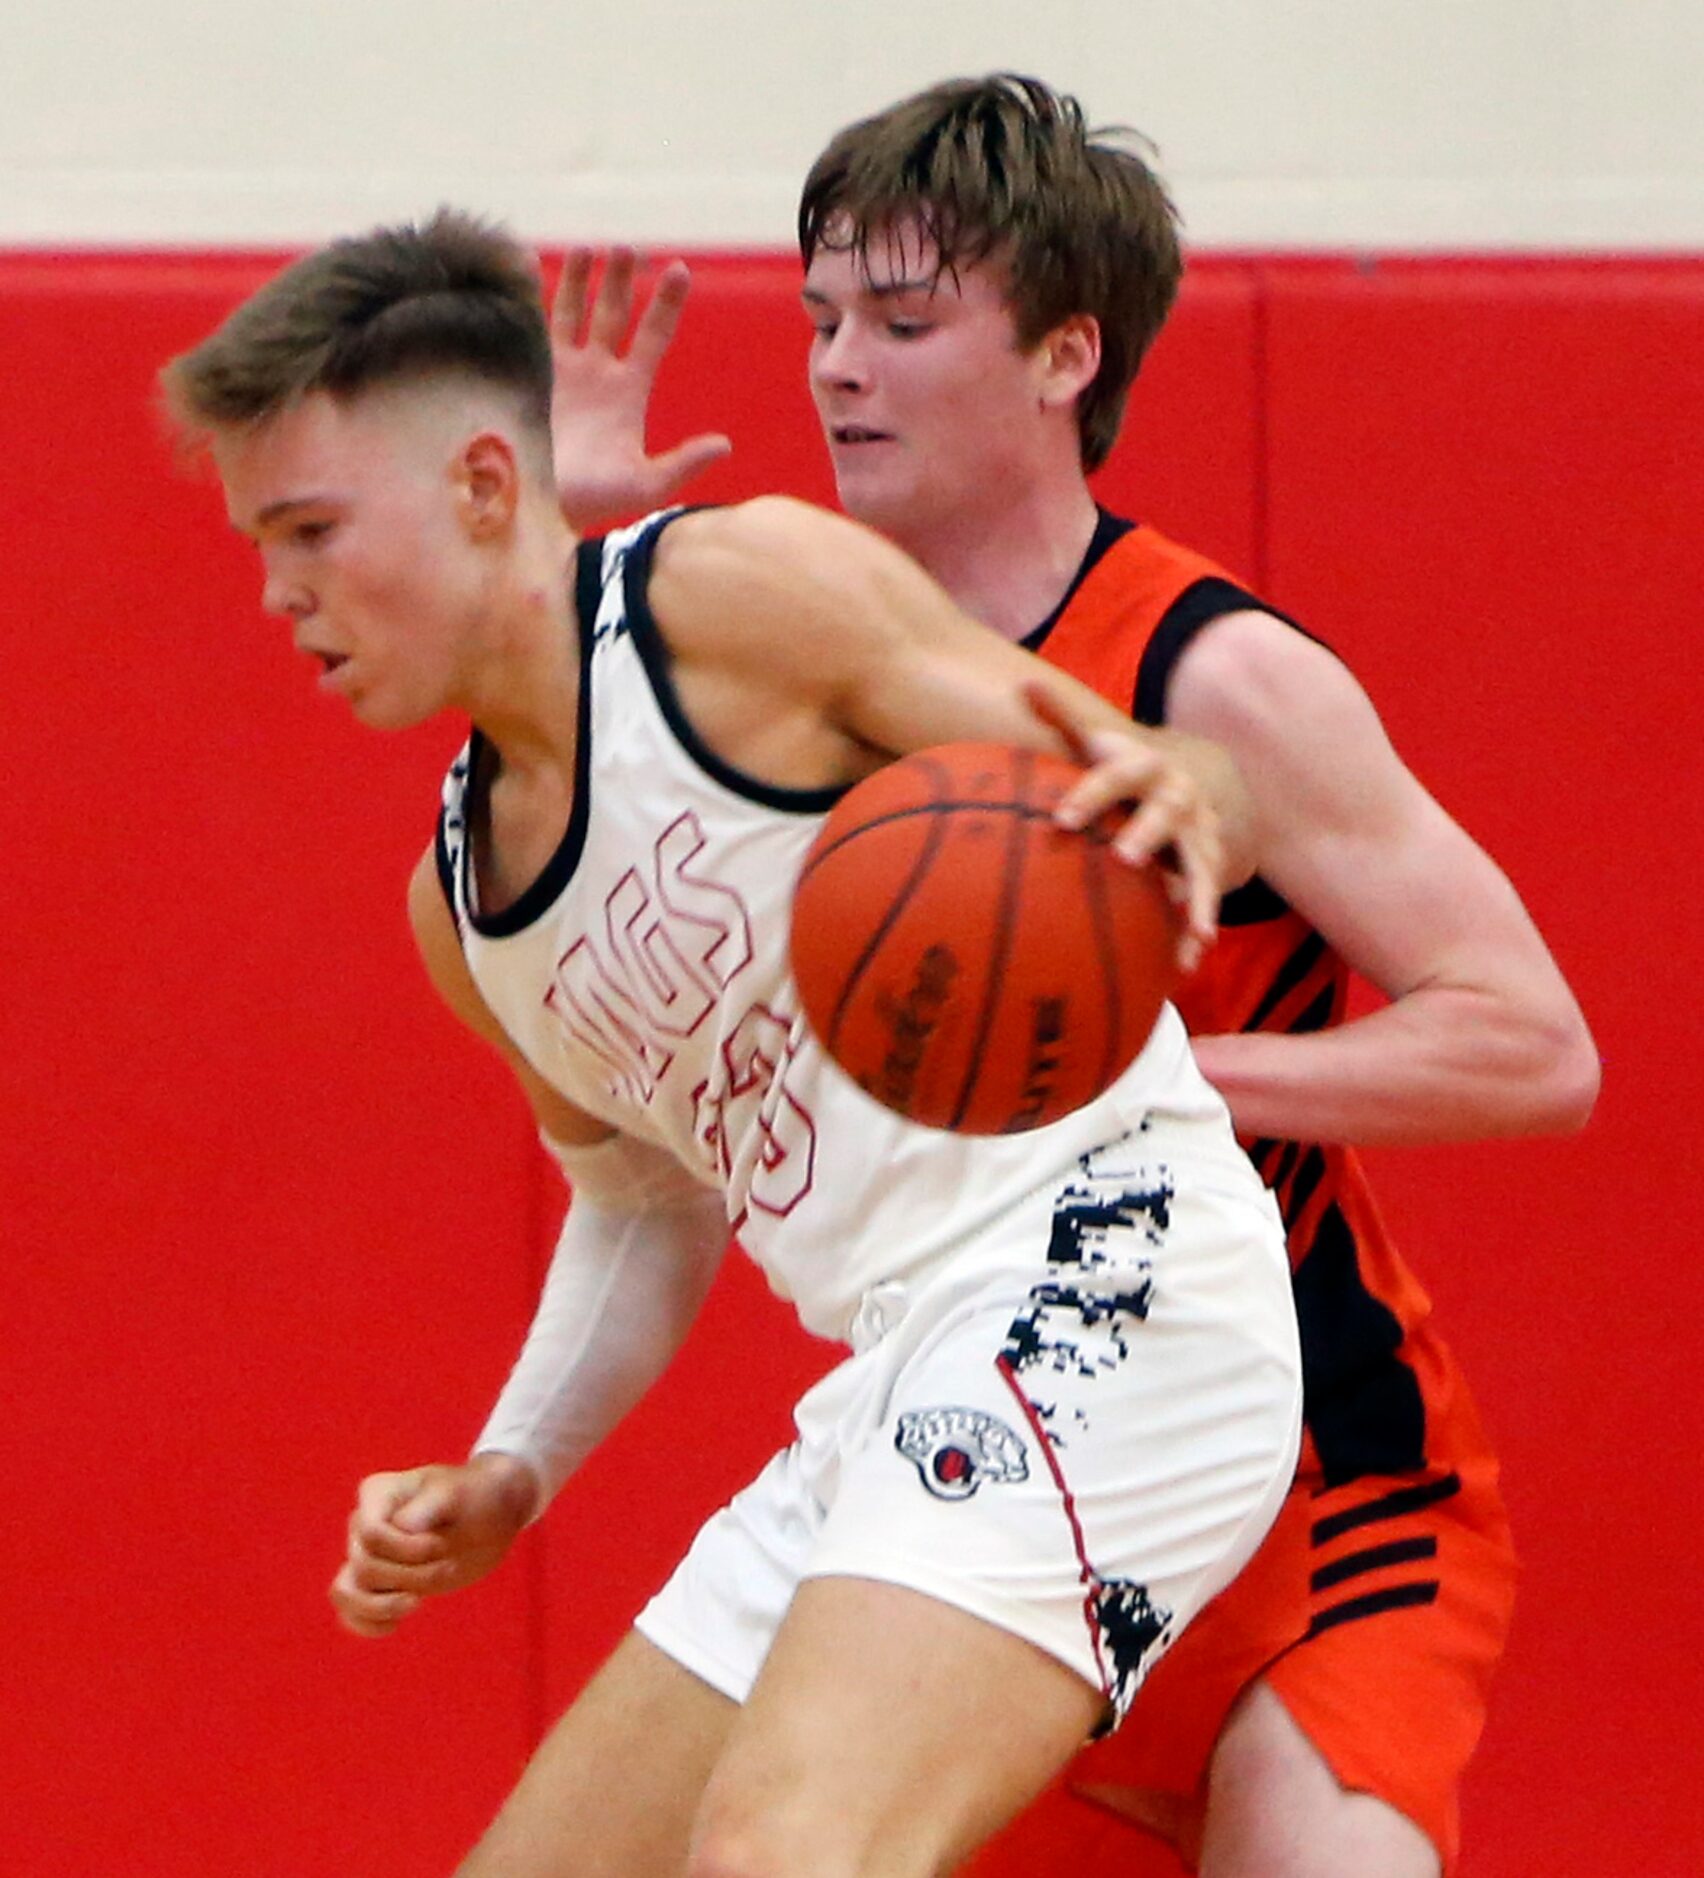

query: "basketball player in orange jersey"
(546, 75), (1600, 1877)
(166, 211), (1310, 1878)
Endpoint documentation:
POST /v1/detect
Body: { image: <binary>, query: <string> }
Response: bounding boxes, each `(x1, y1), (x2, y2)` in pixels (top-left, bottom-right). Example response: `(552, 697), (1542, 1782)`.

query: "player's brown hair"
(799, 74), (1182, 472)
(161, 208), (552, 447)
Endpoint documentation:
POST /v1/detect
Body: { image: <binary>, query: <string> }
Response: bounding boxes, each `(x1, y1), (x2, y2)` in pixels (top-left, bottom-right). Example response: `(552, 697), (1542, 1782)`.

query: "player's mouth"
(831, 424), (895, 446)
(308, 649), (353, 689)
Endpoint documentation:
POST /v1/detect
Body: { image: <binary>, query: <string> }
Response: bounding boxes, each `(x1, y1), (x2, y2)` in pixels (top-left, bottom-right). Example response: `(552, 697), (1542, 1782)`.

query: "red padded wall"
(3, 251), (1699, 1876)
(1, 261), (540, 1875)
(1259, 259), (1704, 1876)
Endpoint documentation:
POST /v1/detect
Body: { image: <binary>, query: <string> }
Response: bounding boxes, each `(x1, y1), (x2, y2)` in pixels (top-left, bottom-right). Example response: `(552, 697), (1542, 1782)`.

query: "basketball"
(790, 741), (1182, 1134)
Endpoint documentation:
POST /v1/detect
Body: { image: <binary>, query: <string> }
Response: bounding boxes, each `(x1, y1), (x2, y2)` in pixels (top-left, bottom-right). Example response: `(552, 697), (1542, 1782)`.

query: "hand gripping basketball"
(790, 742), (1183, 1134)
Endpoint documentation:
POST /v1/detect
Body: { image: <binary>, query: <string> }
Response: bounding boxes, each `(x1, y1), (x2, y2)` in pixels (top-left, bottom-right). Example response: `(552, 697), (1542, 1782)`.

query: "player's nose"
(261, 569), (313, 621)
(812, 321), (868, 391)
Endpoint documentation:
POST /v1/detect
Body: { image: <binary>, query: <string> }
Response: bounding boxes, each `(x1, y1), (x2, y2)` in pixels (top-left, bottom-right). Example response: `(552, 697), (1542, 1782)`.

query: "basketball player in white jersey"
(164, 210), (1301, 1878)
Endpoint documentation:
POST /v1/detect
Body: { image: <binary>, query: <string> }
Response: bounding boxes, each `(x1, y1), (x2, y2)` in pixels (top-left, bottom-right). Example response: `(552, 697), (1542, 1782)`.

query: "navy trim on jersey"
(1132, 576), (1317, 727)
(618, 510), (850, 817)
(1135, 574), (1319, 929)
(453, 543), (600, 940)
(1021, 508), (1136, 654)
(434, 807), (456, 918)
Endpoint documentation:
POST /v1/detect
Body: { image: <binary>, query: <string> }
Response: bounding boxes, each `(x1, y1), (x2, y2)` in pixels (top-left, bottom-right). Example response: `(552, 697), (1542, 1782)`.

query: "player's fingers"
(626, 259), (694, 372)
(1151, 815), (1222, 964)
(551, 247), (595, 344)
(644, 433), (733, 502)
(344, 1537), (460, 1596)
(349, 1475), (451, 1565)
(588, 247), (638, 353)
(347, 1520), (448, 1570)
(355, 1468), (425, 1522)
(1107, 771), (1208, 868)
(393, 1474), (459, 1535)
(1052, 753), (1167, 833)
(329, 1562), (419, 1637)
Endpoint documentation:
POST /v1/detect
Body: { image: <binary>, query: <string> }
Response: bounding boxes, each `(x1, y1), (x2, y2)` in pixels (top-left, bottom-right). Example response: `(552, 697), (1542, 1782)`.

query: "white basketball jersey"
(437, 510), (1234, 1339)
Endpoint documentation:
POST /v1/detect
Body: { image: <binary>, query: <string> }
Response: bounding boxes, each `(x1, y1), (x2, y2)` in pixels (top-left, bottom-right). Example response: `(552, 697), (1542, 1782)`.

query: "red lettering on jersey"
(656, 812), (755, 990)
(693, 1004), (817, 1218)
(546, 933), (673, 1105)
(543, 811), (758, 1110)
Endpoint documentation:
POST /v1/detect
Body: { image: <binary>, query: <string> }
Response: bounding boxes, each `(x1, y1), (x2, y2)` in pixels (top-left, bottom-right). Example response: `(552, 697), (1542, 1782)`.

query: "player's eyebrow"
(256, 495), (333, 526)
(801, 277), (940, 307)
(232, 494), (334, 538)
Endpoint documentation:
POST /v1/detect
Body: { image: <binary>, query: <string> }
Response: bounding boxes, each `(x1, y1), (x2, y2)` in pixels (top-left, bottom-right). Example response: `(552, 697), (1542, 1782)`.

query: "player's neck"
(893, 479), (1100, 644)
(461, 532), (583, 779)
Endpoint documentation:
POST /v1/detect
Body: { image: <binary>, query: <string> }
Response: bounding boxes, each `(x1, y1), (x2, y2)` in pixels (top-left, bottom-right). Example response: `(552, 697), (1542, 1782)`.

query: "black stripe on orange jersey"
(1135, 575), (1316, 931)
(1311, 1472), (1464, 1545)
(1310, 1534), (1438, 1592)
(1306, 1579), (1440, 1639)
(1246, 931), (1329, 1031)
(1218, 876), (1291, 926)
(1296, 1202), (1427, 1485)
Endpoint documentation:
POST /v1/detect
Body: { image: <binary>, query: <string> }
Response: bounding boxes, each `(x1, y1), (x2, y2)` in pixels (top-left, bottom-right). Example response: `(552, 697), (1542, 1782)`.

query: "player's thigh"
(457, 1627), (737, 1878)
(1199, 1679), (1438, 1878)
(690, 1574), (1103, 1878)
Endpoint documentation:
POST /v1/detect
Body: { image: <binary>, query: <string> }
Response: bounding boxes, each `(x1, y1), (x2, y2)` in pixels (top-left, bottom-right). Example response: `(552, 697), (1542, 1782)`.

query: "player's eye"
(293, 520), (333, 546)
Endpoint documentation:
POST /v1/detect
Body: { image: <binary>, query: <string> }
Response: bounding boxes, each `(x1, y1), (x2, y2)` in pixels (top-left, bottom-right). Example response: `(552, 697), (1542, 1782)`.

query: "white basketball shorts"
(636, 1121), (1301, 1729)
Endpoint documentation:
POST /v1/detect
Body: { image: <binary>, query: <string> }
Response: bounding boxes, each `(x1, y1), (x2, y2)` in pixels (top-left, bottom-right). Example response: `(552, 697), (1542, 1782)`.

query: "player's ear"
(457, 431), (522, 538)
(1034, 314), (1101, 411)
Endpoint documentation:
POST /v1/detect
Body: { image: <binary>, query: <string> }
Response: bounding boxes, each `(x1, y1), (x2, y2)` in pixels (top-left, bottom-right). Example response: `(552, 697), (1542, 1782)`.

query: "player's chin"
(830, 461), (916, 535)
(348, 688), (436, 733)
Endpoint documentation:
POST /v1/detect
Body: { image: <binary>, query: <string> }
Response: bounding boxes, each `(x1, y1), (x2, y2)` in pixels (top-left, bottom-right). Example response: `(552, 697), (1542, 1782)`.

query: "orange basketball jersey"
(1029, 514), (1481, 1494)
(1016, 515), (1515, 1872)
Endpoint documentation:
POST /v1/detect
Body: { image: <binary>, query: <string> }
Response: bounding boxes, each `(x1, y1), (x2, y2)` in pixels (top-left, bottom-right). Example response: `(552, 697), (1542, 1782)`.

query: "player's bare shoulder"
(647, 496), (917, 684)
(1165, 606), (1371, 761)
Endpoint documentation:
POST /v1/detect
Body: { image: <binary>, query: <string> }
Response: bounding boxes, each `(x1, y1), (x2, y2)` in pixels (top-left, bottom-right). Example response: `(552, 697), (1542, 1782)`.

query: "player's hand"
(551, 246), (733, 531)
(1026, 682), (1249, 972)
(328, 1453), (539, 1638)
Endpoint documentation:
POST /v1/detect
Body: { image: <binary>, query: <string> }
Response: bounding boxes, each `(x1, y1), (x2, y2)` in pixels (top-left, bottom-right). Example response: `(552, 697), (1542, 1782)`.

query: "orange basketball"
(790, 741), (1182, 1134)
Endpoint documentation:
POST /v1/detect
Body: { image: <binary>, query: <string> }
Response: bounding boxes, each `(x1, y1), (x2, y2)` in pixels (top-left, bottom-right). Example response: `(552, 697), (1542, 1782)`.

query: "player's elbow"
(1515, 1005), (1601, 1136)
(1543, 1016), (1602, 1132)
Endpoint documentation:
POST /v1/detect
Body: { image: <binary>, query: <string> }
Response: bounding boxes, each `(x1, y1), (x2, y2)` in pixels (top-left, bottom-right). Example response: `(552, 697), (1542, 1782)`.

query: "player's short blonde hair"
(161, 208), (552, 449)
(799, 75), (1182, 473)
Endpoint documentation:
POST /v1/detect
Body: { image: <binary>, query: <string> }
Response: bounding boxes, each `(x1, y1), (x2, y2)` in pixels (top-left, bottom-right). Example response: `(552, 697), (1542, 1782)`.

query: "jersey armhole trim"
(620, 510), (850, 817)
(450, 541), (602, 941)
(1137, 577), (1316, 929)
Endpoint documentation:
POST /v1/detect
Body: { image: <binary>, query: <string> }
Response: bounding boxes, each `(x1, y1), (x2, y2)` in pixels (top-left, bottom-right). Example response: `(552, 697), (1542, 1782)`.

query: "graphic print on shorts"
(894, 1406), (1030, 1500)
(1004, 1144), (1170, 1412)
(1092, 1577), (1175, 1722)
(996, 1140), (1178, 1723)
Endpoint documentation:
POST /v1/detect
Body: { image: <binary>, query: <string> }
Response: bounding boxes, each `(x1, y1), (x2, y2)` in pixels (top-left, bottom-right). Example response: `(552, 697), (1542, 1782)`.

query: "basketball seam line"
(947, 749), (1033, 1131)
(820, 754), (956, 1052)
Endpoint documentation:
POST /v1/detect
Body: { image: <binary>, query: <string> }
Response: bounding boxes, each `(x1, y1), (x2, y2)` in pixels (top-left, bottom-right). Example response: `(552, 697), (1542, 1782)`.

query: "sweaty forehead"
(807, 218), (1014, 309)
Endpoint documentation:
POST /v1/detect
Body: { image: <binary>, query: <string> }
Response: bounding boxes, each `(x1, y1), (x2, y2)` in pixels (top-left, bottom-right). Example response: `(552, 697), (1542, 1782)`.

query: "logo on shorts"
(894, 1407), (1029, 1500)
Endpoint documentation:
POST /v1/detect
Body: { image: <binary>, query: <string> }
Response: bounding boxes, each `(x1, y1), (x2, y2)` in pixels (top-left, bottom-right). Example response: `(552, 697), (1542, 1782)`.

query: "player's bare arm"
(649, 496), (1253, 957)
(1167, 610), (1600, 1144)
(550, 246), (731, 531)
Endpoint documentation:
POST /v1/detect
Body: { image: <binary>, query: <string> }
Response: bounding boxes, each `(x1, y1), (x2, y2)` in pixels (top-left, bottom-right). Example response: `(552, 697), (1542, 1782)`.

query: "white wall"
(3, 0), (1700, 249)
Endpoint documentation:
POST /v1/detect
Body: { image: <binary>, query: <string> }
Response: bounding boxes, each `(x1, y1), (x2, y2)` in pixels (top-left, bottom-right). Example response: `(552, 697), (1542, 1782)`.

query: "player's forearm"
(1190, 985), (1600, 1147)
